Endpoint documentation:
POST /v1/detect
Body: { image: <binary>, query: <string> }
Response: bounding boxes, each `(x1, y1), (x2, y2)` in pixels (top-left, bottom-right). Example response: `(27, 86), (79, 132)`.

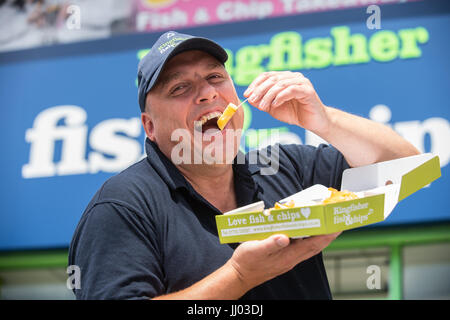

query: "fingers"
(244, 71), (280, 97)
(244, 71), (302, 98)
(260, 232), (339, 257)
(269, 83), (312, 109)
(244, 71), (309, 111)
(298, 233), (341, 254)
(234, 234), (290, 264)
(284, 232), (342, 263)
(258, 78), (303, 111)
(229, 232), (340, 290)
(229, 234), (291, 289)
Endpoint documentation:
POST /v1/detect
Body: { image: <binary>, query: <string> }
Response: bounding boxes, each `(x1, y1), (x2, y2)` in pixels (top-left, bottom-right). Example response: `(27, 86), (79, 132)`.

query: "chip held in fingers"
(217, 102), (239, 130)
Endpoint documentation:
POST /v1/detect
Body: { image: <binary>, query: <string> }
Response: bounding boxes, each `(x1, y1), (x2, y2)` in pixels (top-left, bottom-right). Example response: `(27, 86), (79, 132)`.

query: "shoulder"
(90, 157), (169, 213)
(246, 143), (339, 173)
(253, 143), (345, 166)
(247, 143), (349, 190)
(69, 159), (167, 272)
(277, 143), (340, 160)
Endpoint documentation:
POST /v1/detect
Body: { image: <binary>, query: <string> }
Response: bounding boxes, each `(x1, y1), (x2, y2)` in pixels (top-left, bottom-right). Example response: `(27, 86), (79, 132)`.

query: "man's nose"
(195, 80), (218, 104)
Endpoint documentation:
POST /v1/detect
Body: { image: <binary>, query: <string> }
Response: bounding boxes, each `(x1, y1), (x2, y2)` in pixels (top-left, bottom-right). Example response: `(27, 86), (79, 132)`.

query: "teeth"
(194, 111), (222, 131)
(201, 111), (222, 124)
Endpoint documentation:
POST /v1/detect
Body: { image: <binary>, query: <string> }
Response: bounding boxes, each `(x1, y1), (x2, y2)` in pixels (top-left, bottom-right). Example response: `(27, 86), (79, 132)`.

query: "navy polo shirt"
(68, 138), (349, 300)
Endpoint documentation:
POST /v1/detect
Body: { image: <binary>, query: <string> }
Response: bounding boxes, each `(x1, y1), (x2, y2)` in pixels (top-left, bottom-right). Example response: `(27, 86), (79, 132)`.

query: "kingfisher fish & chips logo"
(332, 202), (374, 226)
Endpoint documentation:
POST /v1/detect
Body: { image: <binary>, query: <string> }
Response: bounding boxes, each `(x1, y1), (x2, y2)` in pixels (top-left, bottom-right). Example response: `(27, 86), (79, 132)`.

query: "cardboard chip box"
(215, 153), (441, 244)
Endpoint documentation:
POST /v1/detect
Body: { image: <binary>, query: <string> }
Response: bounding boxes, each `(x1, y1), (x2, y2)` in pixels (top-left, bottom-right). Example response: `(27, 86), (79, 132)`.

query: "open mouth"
(194, 111), (222, 133)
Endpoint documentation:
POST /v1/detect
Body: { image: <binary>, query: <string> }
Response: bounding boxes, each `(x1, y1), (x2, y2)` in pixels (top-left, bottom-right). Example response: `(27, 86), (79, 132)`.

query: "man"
(68, 31), (419, 299)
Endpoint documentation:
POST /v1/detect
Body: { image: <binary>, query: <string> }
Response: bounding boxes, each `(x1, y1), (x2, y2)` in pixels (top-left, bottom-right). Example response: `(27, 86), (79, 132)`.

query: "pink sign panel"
(134, 0), (423, 32)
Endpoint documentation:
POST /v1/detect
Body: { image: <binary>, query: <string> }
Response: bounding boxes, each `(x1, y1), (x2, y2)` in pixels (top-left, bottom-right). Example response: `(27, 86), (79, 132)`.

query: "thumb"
(261, 234), (290, 254)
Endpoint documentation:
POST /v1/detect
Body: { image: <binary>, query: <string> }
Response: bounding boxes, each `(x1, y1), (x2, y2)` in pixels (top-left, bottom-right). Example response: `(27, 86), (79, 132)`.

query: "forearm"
(243, 71), (420, 167)
(152, 232), (341, 300)
(152, 261), (250, 300)
(318, 106), (420, 167)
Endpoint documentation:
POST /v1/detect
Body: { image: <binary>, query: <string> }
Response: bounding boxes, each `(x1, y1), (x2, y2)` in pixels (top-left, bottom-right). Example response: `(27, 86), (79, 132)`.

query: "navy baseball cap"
(137, 31), (228, 112)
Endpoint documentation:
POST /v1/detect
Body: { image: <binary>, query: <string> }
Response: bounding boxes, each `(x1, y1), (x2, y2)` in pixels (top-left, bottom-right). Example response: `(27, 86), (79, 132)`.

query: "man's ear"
(141, 112), (156, 141)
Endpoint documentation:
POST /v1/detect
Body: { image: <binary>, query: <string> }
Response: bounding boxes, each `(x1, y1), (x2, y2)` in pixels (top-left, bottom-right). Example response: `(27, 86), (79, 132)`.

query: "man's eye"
(170, 84), (187, 95)
(208, 74), (223, 81)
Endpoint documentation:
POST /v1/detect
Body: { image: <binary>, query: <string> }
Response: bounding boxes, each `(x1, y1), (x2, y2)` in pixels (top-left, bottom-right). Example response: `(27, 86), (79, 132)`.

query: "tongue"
(202, 118), (219, 132)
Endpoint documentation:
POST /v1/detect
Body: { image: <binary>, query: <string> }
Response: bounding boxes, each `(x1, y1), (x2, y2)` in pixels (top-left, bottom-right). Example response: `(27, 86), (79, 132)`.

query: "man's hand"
(243, 71), (329, 135)
(153, 232), (340, 299)
(227, 232), (341, 291)
(243, 71), (420, 167)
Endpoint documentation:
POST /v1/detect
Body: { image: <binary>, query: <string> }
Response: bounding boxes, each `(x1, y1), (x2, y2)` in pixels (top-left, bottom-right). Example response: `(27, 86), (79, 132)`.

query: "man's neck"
(177, 164), (237, 213)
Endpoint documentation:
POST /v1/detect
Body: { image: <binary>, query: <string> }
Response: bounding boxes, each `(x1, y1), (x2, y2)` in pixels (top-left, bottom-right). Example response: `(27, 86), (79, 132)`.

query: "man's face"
(142, 50), (244, 166)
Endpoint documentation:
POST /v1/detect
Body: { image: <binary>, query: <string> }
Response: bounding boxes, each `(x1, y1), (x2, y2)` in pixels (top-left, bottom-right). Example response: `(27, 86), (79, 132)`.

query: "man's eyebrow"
(159, 62), (224, 89)
(206, 62), (223, 70)
(159, 71), (182, 89)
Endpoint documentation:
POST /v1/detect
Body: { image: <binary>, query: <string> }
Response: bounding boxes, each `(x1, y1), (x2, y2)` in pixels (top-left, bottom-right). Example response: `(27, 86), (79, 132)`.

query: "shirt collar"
(145, 138), (190, 191)
(145, 138), (260, 201)
(232, 154), (260, 207)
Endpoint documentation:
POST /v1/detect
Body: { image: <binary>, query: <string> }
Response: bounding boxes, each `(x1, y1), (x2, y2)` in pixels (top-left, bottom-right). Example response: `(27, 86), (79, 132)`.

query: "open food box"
(215, 153), (441, 244)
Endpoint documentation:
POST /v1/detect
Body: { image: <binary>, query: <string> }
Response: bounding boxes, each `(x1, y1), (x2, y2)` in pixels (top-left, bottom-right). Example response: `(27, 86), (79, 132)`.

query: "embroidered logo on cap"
(158, 37), (189, 54)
